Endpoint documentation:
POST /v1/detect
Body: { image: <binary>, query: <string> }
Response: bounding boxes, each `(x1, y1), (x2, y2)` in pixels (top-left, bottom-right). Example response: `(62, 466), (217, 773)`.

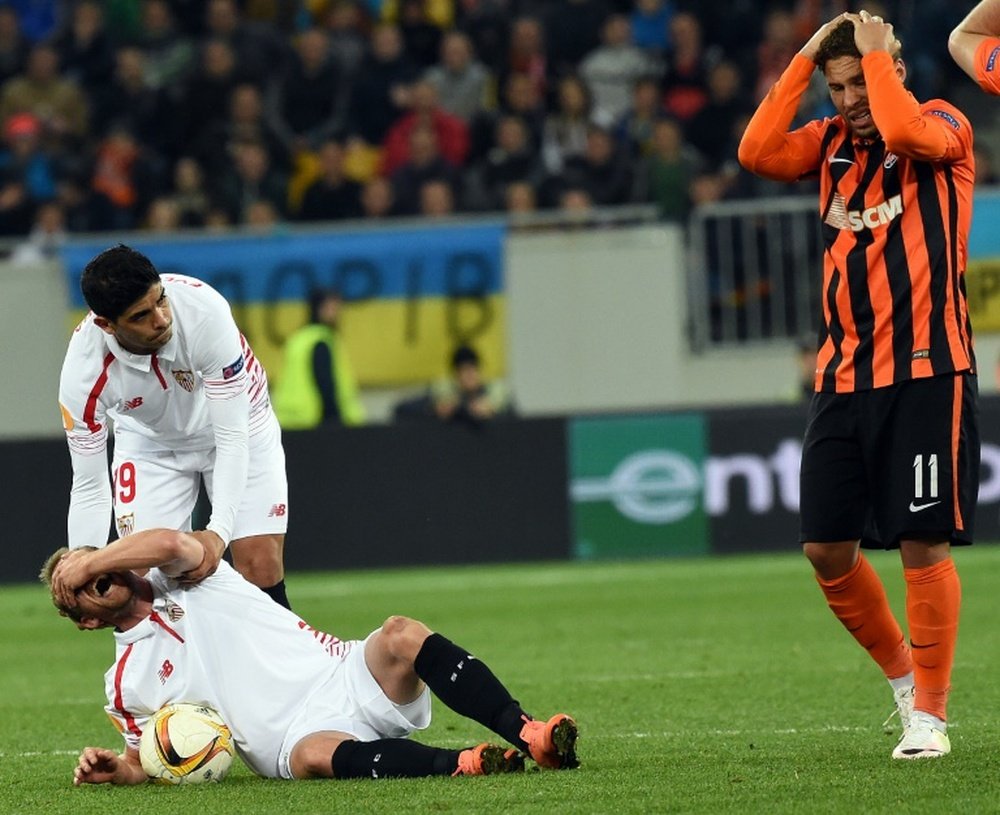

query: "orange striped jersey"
(974, 37), (1000, 95)
(738, 52), (976, 393)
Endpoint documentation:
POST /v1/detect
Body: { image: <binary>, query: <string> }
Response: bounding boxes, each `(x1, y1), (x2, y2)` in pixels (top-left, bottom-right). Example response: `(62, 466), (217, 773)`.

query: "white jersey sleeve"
(173, 278), (252, 544)
(59, 317), (114, 549)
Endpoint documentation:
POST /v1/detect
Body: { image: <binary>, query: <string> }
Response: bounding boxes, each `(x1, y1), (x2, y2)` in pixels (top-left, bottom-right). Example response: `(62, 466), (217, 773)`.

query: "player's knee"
(380, 615), (431, 660)
(290, 733), (348, 779)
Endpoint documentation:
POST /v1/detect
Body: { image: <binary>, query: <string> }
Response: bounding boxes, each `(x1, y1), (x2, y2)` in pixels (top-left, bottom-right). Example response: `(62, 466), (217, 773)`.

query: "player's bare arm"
(179, 529), (227, 584)
(51, 529), (205, 608)
(74, 746), (147, 786)
(950, 0), (1000, 79)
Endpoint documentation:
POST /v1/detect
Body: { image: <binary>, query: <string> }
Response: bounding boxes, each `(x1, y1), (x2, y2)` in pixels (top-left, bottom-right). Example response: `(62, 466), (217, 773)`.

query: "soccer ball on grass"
(138, 702), (234, 784)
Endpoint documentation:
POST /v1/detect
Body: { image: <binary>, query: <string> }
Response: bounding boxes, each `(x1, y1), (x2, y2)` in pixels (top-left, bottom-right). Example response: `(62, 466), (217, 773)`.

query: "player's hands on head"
(801, 12), (851, 62)
(51, 548), (98, 610)
(179, 530), (226, 584)
(853, 8), (899, 56)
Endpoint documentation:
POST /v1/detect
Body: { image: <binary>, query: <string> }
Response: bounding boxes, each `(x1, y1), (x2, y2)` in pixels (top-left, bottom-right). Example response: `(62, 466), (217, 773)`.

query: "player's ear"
(92, 316), (114, 335)
(894, 57), (906, 83)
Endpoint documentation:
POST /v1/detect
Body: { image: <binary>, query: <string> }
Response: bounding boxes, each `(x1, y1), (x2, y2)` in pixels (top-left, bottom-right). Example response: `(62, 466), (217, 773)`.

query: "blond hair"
(39, 546), (95, 622)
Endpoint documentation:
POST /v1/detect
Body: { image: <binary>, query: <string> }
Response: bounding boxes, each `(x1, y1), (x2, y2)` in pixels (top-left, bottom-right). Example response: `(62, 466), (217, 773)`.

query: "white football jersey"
(59, 274), (273, 455)
(59, 274), (279, 547)
(105, 562), (355, 778)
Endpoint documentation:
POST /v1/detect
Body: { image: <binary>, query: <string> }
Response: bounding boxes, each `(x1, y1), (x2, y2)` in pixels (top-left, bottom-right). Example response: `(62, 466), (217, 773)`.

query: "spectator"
(93, 46), (175, 159)
(197, 82), (290, 179)
(214, 139), (289, 224)
(203, 0), (290, 86)
(0, 112), (57, 235)
(752, 8), (803, 103)
(541, 74), (592, 175)
(543, 0), (610, 81)
(0, 43), (89, 147)
(167, 156), (210, 227)
(88, 127), (158, 231)
(504, 16), (546, 96)
(296, 138), (363, 221)
(136, 0), (196, 92)
(684, 60), (751, 171)
(424, 29), (492, 123)
(559, 122), (633, 206)
(318, 0), (368, 81)
(11, 198), (65, 261)
(175, 39), (244, 155)
(466, 114), (546, 211)
(388, 122), (459, 215)
(660, 11), (713, 122)
(0, 7), (29, 87)
(396, 0), (442, 69)
(630, 0), (673, 56)
(346, 23), (419, 145)
(454, 0), (509, 75)
(380, 79), (469, 175)
(360, 174), (398, 218)
(270, 27), (344, 156)
(504, 179), (537, 214)
(245, 198), (282, 231)
(52, 0), (116, 101)
(273, 288), (367, 429)
(632, 116), (699, 221)
(469, 70), (545, 163)
(616, 75), (664, 159)
(579, 15), (657, 124)
(432, 344), (512, 425)
(143, 195), (182, 232)
(419, 177), (454, 216)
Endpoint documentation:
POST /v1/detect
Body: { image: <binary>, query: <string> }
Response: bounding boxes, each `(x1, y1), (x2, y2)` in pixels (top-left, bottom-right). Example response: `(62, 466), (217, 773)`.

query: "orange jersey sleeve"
(863, 51), (973, 162)
(974, 36), (1000, 95)
(738, 53), (829, 182)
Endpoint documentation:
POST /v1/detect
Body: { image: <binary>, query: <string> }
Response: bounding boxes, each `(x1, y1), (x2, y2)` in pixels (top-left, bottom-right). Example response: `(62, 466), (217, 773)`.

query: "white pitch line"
(0, 749), (81, 758)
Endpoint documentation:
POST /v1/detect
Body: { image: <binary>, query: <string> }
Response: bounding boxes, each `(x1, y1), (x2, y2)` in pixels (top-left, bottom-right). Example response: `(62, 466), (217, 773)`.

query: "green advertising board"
(569, 414), (709, 558)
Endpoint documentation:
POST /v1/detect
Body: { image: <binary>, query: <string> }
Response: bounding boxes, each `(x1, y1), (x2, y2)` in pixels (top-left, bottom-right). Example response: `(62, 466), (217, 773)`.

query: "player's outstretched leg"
(330, 738), (525, 779)
(413, 632), (580, 769)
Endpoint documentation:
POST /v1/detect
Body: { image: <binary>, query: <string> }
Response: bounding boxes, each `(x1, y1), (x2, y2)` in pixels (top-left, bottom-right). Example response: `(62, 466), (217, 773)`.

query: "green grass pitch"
(4, 547), (1000, 814)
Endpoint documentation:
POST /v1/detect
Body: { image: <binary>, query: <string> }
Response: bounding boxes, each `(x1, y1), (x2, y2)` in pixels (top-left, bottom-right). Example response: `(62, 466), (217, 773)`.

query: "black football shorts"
(799, 372), (979, 549)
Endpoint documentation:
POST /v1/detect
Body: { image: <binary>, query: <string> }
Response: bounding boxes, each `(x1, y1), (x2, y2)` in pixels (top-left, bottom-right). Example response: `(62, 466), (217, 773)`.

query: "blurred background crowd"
(0, 0), (995, 253)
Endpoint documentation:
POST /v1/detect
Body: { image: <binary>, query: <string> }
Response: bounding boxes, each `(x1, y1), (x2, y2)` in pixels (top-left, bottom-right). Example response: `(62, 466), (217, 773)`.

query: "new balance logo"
(268, 503), (286, 517)
(157, 659), (174, 684)
(122, 397), (143, 411)
(909, 500), (941, 513)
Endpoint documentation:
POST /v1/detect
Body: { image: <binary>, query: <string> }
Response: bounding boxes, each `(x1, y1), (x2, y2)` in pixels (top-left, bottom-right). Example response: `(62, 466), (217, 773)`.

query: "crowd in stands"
(0, 0), (992, 249)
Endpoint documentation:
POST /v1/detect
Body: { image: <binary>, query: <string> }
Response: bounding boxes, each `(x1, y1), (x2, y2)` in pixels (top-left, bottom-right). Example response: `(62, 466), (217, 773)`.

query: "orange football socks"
(904, 558), (961, 721)
(816, 553), (913, 681)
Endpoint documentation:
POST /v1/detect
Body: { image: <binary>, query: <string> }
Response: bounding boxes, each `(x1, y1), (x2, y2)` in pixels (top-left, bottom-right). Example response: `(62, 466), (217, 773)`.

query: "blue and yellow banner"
(60, 223), (507, 386)
(966, 192), (1000, 332)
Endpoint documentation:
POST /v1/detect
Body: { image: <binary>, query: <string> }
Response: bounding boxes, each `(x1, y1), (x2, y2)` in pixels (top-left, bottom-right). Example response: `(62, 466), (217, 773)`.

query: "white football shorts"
(111, 420), (289, 541)
(277, 630), (433, 780)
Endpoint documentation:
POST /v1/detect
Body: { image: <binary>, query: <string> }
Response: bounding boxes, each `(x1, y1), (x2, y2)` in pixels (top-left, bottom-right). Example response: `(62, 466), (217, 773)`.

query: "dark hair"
(451, 344), (480, 369)
(815, 19), (901, 70)
(308, 287), (341, 323)
(80, 244), (161, 320)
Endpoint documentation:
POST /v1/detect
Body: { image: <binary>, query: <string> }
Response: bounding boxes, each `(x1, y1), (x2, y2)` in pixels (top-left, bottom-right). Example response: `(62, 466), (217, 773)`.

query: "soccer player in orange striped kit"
(949, 0), (1000, 94)
(739, 11), (979, 759)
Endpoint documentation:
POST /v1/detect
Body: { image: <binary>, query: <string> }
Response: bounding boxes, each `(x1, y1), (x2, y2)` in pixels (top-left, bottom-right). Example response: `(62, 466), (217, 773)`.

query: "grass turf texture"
(4, 548), (1000, 814)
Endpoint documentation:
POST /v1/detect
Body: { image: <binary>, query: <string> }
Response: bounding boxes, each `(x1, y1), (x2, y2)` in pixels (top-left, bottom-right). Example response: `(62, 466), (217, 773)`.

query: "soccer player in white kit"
(43, 532), (579, 782)
(58, 245), (291, 608)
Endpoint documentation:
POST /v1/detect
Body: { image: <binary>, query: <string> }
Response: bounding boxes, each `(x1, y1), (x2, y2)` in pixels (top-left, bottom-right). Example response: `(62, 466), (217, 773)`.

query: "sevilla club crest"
(172, 369), (195, 392)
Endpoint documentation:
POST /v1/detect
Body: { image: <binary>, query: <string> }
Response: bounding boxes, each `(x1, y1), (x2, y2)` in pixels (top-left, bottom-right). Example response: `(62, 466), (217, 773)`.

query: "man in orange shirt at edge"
(738, 10), (979, 759)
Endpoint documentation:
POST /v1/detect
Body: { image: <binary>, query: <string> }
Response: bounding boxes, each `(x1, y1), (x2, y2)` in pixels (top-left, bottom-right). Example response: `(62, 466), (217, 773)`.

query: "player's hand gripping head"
(815, 12), (905, 140)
